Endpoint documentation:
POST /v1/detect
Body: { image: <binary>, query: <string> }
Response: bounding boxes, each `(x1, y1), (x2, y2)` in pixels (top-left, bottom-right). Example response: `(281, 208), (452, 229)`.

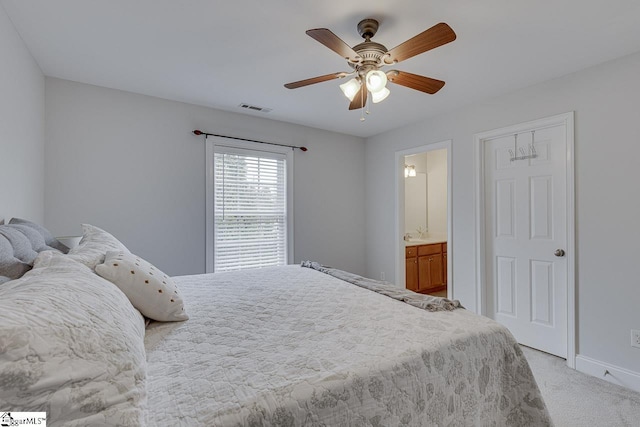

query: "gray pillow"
(9, 218), (70, 254)
(5, 224), (61, 254)
(0, 234), (31, 282)
(0, 226), (38, 264)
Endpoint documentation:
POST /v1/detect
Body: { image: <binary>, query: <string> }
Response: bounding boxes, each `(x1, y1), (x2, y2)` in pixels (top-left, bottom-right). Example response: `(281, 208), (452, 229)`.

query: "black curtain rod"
(193, 130), (308, 152)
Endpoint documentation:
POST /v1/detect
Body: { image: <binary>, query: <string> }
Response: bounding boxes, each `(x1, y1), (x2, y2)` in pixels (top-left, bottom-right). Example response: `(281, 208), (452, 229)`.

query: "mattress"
(144, 265), (552, 426)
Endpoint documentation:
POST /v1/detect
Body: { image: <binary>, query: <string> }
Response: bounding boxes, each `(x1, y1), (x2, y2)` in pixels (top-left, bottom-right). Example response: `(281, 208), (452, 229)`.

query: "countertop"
(404, 235), (447, 246)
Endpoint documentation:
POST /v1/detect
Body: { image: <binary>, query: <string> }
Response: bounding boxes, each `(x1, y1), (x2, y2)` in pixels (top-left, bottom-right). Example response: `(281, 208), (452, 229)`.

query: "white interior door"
(484, 124), (568, 358)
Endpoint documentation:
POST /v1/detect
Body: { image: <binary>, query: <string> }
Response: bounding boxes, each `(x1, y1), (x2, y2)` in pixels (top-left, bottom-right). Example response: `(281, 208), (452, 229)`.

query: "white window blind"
(213, 146), (288, 272)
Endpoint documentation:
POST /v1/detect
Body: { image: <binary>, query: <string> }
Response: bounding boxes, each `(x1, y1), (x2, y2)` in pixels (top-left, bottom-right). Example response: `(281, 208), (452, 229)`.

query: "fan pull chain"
(360, 85), (365, 121)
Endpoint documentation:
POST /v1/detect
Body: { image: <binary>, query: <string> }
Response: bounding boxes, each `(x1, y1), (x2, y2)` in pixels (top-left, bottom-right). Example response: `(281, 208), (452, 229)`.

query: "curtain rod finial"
(300, 146), (308, 152)
(193, 130), (203, 136)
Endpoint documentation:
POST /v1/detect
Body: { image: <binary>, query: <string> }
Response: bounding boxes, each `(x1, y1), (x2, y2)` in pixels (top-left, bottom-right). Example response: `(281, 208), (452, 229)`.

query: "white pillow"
(68, 224), (130, 270)
(0, 251), (146, 426)
(96, 251), (188, 322)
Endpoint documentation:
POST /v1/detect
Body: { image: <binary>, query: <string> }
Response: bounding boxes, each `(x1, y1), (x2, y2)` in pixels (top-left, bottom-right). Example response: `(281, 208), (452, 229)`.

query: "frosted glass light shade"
(404, 165), (416, 178)
(366, 70), (388, 93)
(339, 78), (361, 101)
(371, 86), (390, 103)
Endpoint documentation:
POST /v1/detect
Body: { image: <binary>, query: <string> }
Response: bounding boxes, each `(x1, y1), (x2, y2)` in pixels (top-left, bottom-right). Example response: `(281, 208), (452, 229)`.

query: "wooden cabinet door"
(406, 257), (418, 291)
(428, 253), (444, 289)
(414, 243), (447, 293)
(417, 255), (431, 292)
(418, 253), (444, 292)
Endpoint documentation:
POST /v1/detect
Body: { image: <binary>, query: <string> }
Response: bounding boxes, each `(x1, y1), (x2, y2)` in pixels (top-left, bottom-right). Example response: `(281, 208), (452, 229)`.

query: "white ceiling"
(3, 0), (640, 137)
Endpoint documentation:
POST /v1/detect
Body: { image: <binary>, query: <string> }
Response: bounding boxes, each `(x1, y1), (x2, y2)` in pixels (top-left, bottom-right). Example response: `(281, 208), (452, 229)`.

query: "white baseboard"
(575, 354), (640, 393)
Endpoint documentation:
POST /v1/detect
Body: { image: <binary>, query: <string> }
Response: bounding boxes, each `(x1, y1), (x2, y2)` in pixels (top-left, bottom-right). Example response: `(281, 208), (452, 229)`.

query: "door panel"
(496, 256), (516, 316)
(496, 180), (516, 238)
(417, 256), (430, 291)
(485, 125), (567, 358)
(531, 259), (554, 325)
(530, 176), (553, 239)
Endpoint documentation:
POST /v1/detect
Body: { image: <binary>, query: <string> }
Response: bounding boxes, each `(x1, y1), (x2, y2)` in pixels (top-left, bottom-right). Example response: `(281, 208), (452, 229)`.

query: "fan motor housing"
(357, 18), (379, 39)
(351, 41), (388, 69)
(350, 19), (388, 70)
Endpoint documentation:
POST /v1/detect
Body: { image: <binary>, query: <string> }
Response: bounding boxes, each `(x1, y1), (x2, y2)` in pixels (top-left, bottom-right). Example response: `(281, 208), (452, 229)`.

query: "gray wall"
(45, 78), (366, 276)
(365, 51), (640, 377)
(0, 4), (44, 223)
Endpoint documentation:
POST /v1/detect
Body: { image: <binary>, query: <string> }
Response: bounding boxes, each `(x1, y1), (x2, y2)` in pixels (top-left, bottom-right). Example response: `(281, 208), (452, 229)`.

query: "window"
(205, 137), (293, 272)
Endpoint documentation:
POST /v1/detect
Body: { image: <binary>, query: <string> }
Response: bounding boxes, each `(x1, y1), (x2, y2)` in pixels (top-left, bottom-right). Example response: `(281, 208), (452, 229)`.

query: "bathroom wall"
(404, 152), (428, 236)
(404, 150), (447, 237)
(404, 172), (427, 235)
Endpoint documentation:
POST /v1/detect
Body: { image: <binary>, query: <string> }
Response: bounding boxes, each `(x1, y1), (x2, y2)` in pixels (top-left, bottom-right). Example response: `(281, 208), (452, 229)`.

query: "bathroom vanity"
(405, 240), (447, 294)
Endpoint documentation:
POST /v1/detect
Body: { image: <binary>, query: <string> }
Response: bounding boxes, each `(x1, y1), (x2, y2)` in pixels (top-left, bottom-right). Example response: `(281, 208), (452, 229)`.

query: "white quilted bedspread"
(145, 265), (552, 426)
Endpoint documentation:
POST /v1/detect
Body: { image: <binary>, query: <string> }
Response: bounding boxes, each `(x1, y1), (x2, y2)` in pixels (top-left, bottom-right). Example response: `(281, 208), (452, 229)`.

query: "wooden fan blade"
(386, 23), (456, 64)
(387, 70), (445, 94)
(349, 81), (368, 110)
(284, 72), (348, 89)
(306, 28), (360, 62)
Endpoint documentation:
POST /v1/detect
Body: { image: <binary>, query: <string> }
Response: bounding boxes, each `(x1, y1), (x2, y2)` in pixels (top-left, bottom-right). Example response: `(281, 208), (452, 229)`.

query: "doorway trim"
(395, 140), (453, 298)
(474, 111), (575, 368)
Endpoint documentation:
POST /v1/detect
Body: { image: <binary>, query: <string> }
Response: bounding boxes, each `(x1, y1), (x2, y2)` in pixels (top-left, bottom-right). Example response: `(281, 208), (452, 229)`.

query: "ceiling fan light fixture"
(371, 86), (390, 103)
(284, 19), (456, 113)
(339, 78), (361, 101)
(365, 69), (388, 93)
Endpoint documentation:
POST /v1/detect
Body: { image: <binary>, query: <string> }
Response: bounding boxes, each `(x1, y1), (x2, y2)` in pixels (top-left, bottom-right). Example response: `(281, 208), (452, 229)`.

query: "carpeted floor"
(522, 346), (640, 427)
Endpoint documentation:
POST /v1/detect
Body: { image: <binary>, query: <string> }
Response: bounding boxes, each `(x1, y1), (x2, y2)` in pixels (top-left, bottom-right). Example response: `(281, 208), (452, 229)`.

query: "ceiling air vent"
(238, 103), (272, 113)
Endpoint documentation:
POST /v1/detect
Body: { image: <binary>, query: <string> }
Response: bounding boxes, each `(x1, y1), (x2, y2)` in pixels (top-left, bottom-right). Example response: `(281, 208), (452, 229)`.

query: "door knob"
(554, 249), (565, 257)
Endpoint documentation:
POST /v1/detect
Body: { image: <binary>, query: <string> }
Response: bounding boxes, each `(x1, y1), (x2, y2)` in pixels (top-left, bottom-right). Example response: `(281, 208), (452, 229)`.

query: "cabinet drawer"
(406, 246), (417, 258)
(418, 243), (441, 256)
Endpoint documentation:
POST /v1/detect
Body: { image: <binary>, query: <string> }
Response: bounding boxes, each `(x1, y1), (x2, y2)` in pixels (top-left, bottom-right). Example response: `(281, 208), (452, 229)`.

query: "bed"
(0, 222), (553, 426)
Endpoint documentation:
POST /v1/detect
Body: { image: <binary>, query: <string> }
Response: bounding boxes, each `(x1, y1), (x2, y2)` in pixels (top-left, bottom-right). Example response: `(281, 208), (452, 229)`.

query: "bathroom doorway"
(395, 141), (452, 298)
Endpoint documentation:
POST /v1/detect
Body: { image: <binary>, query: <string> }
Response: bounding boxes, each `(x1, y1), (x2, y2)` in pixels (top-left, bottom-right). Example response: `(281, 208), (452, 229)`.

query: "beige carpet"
(522, 346), (640, 427)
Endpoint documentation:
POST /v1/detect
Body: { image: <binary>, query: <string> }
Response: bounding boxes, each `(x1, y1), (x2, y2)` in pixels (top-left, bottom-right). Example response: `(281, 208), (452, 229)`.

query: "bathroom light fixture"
(404, 164), (416, 178)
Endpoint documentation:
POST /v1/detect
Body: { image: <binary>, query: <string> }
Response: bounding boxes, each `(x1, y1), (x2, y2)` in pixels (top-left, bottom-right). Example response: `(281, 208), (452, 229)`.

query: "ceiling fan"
(284, 19), (456, 110)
